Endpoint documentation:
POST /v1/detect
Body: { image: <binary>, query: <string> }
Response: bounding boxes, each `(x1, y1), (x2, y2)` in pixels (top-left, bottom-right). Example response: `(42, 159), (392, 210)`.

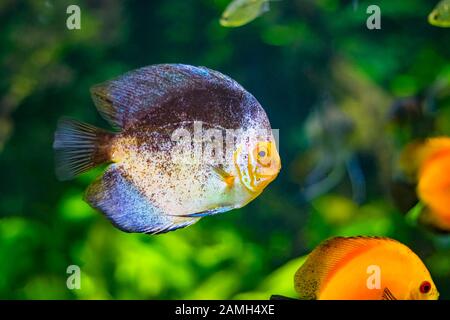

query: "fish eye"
(255, 144), (271, 167)
(419, 281), (431, 294)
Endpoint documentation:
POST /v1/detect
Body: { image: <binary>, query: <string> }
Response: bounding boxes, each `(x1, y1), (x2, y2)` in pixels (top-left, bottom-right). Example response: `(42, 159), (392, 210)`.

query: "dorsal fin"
(294, 236), (397, 299)
(90, 64), (256, 130)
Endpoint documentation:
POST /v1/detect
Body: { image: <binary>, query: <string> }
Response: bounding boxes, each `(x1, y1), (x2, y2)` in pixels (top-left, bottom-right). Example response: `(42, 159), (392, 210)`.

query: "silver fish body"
(54, 65), (281, 234)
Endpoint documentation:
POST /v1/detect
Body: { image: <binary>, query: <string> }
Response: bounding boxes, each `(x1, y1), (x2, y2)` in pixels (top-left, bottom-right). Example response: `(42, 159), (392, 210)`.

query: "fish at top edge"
(220, 0), (272, 28)
(294, 236), (439, 300)
(53, 64), (281, 235)
(428, 0), (450, 28)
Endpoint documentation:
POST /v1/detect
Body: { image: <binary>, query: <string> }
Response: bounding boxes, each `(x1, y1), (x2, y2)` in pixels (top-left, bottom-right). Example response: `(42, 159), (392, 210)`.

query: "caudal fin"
(53, 118), (115, 181)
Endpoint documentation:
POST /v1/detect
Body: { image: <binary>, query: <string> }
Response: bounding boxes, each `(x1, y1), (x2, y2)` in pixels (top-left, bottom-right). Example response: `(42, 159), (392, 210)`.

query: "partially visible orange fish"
(294, 236), (438, 300)
(399, 137), (450, 231)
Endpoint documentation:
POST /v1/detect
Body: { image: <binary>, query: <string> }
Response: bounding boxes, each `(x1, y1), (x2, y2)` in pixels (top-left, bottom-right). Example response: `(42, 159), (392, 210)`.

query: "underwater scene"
(0, 0), (450, 300)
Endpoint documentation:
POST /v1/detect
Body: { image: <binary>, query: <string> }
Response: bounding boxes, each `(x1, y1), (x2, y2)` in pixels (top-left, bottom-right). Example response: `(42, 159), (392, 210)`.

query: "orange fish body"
(400, 137), (450, 230)
(294, 237), (438, 300)
(418, 149), (450, 229)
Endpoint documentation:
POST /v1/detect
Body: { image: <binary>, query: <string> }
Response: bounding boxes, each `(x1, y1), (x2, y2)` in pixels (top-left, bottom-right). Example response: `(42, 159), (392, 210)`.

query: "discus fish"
(400, 137), (450, 231)
(429, 0), (450, 27)
(294, 236), (438, 300)
(220, 0), (272, 28)
(54, 64), (281, 234)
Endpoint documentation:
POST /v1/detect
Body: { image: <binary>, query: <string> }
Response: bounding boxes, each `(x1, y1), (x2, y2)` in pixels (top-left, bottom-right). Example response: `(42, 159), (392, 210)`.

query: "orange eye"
(420, 281), (431, 294)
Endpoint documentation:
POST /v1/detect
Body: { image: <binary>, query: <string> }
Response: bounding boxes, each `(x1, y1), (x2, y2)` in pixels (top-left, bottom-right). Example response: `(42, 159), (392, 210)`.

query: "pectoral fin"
(211, 165), (235, 188)
(382, 287), (397, 300)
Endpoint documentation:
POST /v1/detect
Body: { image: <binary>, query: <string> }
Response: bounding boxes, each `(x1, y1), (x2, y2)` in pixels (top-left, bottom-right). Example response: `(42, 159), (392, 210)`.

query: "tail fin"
(53, 117), (115, 181)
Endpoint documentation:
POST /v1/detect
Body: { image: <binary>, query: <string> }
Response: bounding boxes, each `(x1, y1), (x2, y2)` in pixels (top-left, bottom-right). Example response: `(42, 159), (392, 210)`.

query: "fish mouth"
(219, 16), (246, 28)
(256, 157), (281, 175)
(256, 167), (281, 180)
(257, 159), (281, 178)
(254, 166), (281, 189)
(428, 11), (450, 27)
(219, 16), (231, 27)
(428, 13), (438, 25)
(429, 286), (440, 300)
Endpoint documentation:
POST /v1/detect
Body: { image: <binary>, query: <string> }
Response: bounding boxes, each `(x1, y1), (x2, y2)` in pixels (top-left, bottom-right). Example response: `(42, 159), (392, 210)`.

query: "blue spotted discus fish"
(54, 64), (281, 234)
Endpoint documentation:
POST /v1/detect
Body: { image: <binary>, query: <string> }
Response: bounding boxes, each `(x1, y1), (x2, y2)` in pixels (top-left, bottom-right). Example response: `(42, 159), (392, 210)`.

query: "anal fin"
(173, 206), (234, 218)
(84, 165), (198, 234)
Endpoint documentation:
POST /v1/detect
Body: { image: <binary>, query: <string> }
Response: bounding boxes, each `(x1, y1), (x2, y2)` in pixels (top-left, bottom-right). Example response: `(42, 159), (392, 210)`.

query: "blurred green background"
(0, 0), (450, 299)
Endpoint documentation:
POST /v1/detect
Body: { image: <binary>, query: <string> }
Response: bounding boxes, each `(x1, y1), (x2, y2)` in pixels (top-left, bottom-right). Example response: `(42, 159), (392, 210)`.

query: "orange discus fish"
(400, 137), (450, 231)
(294, 236), (439, 300)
